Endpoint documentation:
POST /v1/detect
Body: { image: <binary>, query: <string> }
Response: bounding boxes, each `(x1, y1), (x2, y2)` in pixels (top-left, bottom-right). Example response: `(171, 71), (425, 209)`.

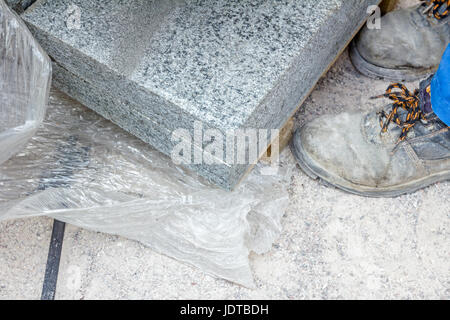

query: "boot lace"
(423, 0), (449, 20)
(372, 83), (425, 142)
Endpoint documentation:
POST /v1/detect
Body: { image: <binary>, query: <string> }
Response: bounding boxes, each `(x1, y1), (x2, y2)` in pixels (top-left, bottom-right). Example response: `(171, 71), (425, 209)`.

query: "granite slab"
(22, 0), (379, 189)
(51, 62), (236, 188)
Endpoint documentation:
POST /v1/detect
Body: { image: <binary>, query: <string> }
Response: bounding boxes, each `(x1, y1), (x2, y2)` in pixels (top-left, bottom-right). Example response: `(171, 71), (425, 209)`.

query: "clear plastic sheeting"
(0, 89), (290, 287)
(0, 0), (51, 165)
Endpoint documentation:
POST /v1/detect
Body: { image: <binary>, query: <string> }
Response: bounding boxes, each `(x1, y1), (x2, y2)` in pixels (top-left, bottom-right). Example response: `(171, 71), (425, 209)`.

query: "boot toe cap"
(294, 112), (389, 187)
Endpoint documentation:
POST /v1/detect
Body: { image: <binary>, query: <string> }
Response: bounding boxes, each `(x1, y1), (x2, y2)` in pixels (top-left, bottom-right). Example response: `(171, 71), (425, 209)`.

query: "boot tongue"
(419, 75), (434, 114)
(363, 107), (401, 145)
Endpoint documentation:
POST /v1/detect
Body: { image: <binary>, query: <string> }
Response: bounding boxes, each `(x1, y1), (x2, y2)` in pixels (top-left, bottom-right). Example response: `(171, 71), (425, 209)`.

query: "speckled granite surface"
(22, 0), (379, 189)
(51, 63), (237, 188)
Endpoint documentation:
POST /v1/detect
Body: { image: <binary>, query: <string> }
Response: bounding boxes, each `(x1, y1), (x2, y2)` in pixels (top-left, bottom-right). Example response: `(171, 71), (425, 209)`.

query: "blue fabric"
(431, 44), (450, 126)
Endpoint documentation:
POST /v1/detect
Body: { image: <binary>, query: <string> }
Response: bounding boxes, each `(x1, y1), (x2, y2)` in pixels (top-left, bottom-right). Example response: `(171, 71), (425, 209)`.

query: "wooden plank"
(380, 0), (400, 14)
(261, 118), (294, 163)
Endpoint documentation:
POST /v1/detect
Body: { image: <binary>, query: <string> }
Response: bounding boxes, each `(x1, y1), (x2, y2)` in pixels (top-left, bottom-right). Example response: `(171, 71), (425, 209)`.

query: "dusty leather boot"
(350, 1), (450, 81)
(291, 77), (450, 197)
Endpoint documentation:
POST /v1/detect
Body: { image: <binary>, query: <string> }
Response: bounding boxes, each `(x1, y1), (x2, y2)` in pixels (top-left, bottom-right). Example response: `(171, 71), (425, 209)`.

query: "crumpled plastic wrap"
(0, 89), (290, 287)
(0, 0), (51, 165)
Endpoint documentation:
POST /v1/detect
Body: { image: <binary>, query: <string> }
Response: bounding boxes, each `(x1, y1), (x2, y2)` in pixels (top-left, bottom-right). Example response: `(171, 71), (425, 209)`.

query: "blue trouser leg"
(431, 44), (450, 126)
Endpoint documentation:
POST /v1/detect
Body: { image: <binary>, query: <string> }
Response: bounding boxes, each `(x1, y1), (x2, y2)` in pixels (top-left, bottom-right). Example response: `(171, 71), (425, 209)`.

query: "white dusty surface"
(0, 0), (448, 300)
(0, 217), (52, 299)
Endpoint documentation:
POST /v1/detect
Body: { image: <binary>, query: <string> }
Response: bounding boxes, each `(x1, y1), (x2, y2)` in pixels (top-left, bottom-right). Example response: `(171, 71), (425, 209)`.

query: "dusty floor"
(0, 0), (448, 300)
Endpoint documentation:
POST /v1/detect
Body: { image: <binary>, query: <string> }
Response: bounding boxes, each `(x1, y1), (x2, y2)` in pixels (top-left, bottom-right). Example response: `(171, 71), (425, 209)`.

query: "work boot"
(291, 77), (450, 197)
(350, 1), (450, 81)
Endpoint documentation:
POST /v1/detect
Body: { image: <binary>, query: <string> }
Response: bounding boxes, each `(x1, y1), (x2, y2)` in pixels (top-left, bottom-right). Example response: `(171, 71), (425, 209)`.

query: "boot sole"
(291, 132), (450, 198)
(349, 40), (437, 82)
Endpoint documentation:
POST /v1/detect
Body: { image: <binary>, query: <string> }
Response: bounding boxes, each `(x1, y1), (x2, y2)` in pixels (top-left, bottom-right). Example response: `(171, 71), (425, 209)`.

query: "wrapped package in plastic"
(0, 89), (290, 287)
(0, 0), (51, 165)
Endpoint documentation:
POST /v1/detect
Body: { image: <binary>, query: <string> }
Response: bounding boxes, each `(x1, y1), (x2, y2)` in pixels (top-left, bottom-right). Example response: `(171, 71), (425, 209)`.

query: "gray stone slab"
(22, 0), (378, 189)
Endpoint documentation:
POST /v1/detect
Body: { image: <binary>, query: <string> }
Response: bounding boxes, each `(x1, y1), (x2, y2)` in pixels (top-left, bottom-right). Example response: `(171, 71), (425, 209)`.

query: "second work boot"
(291, 77), (450, 197)
(350, 0), (449, 81)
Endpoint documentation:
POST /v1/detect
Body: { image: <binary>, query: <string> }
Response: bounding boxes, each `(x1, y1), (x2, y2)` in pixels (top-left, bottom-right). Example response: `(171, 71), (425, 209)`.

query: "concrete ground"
(0, 0), (448, 300)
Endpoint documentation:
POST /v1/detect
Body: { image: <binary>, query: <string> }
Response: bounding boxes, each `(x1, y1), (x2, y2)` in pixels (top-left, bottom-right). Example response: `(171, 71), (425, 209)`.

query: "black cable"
(41, 220), (66, 300)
